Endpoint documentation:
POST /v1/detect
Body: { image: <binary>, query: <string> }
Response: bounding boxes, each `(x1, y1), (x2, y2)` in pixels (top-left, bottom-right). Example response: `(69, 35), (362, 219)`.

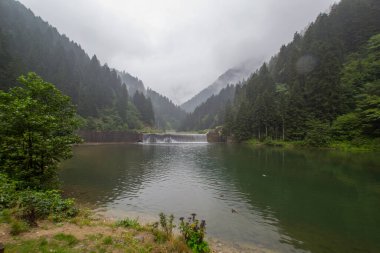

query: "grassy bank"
(0, 211), (191, 253)
(245, 138), (380, 152)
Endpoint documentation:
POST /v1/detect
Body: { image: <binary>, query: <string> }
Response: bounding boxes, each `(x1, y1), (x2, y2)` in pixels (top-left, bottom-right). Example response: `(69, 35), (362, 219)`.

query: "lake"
(59, 143), (380, 253)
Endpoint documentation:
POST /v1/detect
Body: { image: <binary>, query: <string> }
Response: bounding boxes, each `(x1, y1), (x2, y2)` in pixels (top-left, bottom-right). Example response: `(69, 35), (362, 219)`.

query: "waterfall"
(142, 133), (207, 144)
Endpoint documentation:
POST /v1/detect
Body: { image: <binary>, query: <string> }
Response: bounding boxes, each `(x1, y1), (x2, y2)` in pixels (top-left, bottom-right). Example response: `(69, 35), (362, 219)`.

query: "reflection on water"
(60, 143), (380, 253)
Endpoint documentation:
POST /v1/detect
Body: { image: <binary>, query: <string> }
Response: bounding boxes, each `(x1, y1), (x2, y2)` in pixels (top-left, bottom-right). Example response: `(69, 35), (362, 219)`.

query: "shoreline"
(0, 209), (276, 253)
(96, 209), (276, 253)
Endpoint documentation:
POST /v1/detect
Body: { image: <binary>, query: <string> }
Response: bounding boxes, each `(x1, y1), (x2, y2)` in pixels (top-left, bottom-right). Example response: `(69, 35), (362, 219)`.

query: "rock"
(133, 235), (145, 243)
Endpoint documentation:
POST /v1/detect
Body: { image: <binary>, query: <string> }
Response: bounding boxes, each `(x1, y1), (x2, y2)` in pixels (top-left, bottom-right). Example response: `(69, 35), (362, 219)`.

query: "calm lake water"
(60, 143), (380, 253)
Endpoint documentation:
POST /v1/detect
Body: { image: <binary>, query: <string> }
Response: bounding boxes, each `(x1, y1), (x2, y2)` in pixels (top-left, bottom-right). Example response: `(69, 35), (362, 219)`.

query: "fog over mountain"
(181, 58), (261, 112)
(17, 0), (337, 104)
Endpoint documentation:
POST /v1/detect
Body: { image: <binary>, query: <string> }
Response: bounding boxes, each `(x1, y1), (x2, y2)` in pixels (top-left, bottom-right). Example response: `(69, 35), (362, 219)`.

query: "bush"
(10, 219), (30, 235)
(159, 212), (175, 238)
(179, 214), (210, 253)
(331, 113), (361, 141)
(15, 190), (78, 225)
(115, 217), (141, 230)
(305, 119), (331, 147)
(0, 173), (18, 209)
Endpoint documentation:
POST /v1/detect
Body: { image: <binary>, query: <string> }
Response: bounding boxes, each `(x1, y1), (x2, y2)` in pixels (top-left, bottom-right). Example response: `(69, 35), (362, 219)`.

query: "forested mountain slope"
(116, 71), (186, 130)
(146, 89), (187, 130)
(180, 85), (235, 131)
(117, 70), (146, 97)
(223, 0), (380, 145)
(180, 59), (260, 113)
(0, 0), (153, 130)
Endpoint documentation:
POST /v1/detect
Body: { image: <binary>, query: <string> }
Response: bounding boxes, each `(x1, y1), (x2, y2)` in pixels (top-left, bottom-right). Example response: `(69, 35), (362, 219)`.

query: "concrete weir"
(142, 133), (207, 144)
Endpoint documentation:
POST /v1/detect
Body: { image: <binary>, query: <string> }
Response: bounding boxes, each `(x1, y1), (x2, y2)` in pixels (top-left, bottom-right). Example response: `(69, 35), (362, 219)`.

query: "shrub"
(304, 119), (331, 147)
(10, 219), (30, 235)
(116, 217), (141, 230)
(179, 214), (210, 253)
(53, 233), (79, 246)
(15, 190), (78, 225)
(0, 173), (18, 209)
(159, 212), (175, 238)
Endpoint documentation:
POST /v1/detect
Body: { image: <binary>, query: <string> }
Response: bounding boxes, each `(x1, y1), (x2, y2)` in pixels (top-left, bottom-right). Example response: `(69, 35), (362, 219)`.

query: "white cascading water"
(142, 133), (207, 144)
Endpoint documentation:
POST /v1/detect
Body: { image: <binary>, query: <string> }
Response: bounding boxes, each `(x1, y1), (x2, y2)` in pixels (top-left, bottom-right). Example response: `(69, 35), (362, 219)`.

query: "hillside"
(117, 70), (146, 96)
(116, 71), (186, 130)
(0, 0), (153, 130)
(180, 85), (235, 131)
(180, 59), (260, 113)
(223, 0), (380, 146)
(146, 89), (187, 130)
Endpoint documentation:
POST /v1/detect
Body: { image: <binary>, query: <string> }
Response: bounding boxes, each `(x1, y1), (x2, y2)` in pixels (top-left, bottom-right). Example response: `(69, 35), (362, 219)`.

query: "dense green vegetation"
(0, 0), (155, 131)
(180, 85), (235, 131)
(147, 88), (187, 130)
(0, 73), (80, 233)
(0, 73), (81, 188)
(221, 0), (380, 148)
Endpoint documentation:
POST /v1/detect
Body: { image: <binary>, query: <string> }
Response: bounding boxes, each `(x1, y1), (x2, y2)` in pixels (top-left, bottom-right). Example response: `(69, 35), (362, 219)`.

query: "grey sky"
(18, 0), (337, 104)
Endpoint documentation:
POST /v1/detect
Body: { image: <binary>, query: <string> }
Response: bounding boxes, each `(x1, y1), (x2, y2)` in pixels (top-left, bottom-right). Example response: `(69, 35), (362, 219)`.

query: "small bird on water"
(231, 208), (238, 213)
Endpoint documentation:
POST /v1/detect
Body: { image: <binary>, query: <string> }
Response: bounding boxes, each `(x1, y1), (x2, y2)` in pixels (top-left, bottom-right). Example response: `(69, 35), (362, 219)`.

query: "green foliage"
(102, 236), (113, 245)
(133, 91), (155, 126)
(180, 85), (235, 131)
(0, 173), (18, 209)
(0, 73), (81, 189)
(179, 214), (210, 253)
(304, 120), (331, 147)
(147, 88), (187, 130)
(331, 113), (361, 141)
(357, 95), (380, 137)
(53, 233), (79, 246)
(159, 212), (175, 238)
(115, 217), (141, 230)
(0, 0), (152, 130)
(10, 219), (29, 235)
(14, 190), (78, 225)
(222, 0), (380, 147)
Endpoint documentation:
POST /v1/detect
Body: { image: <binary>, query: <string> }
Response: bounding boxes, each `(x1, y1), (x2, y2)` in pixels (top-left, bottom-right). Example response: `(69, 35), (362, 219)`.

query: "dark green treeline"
(0, 0), (154, 130)
(223, 0), (380, 145)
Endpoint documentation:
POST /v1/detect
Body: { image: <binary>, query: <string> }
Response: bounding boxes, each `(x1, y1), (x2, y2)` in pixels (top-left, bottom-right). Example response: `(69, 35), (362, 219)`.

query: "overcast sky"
(18, 0), (337, 104)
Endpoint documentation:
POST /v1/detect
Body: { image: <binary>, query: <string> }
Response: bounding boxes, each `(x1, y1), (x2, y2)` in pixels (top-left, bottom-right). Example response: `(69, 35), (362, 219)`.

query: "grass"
(246, 138), (304, 148)
(1, 213), (192, 253)
(246, 138), (380, 152)
(53, 233), (79, 246)
(115, 217), (141, 230)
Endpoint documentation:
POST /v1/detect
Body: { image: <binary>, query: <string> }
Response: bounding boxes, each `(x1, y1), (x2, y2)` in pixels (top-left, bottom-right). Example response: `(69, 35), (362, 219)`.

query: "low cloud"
(19, 0), (338, 104)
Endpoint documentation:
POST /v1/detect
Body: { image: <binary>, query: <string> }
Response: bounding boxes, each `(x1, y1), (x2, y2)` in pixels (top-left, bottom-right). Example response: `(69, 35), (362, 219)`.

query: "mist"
(18, 0), (338, 104)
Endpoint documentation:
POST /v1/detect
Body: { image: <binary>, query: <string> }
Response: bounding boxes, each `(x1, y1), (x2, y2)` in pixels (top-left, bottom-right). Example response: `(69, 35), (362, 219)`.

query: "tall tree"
(0, 73), (81, 189)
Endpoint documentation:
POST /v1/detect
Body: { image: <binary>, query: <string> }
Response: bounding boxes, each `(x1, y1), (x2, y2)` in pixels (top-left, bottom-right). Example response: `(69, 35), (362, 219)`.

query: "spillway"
(142, 133), (207, 144)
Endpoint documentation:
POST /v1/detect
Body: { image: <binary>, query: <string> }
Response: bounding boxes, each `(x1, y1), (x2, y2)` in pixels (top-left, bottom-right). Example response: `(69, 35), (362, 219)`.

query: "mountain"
(0, 0), (158, 130)
(117, 71), (186, 130)
(180, 59), (261, 113)
(146, 89), (187, 130)
(117, 70), (146, 96)
(223, 0), (380, 143)
(180, 84), (236, 131)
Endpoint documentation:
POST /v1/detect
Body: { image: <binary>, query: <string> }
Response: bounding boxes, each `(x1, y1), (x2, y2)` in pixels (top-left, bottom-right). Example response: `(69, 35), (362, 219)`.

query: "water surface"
(60, 143), (380, 253)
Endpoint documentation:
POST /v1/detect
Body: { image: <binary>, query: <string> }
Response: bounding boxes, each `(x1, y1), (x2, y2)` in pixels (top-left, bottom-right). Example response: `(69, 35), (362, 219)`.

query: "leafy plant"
(10, 219), (30, 235)
(53, 233), (79, 246)
(179, 214), (210, 253)
(15, 190), (78, 225)
(0, 173), (18, 209)
(159, 212), (175, 238)
(0, 73), (81, 189)
(116, 217), (141, 230)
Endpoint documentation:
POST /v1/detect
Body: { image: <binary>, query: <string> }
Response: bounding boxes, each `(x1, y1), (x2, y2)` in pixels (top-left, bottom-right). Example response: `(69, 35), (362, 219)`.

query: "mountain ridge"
(180, 59), (262, 113)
